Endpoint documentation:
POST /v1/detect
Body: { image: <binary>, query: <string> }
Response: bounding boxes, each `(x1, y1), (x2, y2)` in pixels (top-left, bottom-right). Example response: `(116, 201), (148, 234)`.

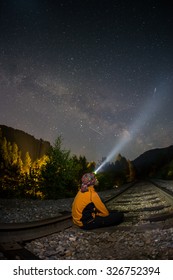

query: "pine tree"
(127, 160), (136, 182)
(41, 137), (72, 198)
(22, 151), (32, 174)
(1, 137), (9, 168)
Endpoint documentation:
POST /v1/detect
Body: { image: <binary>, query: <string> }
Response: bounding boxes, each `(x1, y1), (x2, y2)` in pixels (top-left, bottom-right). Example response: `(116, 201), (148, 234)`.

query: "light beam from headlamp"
(94, 86), (166, 174)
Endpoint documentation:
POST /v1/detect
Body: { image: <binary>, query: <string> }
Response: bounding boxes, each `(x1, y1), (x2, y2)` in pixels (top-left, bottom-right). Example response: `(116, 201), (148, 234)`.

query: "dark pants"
(81, 211), (124, 230)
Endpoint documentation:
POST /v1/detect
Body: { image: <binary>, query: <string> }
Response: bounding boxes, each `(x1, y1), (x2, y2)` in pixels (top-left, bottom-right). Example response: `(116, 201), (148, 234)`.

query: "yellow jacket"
(72, 186), (109, 227)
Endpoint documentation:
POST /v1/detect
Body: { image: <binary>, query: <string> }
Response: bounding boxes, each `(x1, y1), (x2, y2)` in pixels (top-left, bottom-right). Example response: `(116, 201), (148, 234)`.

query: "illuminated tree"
(22, 151), (32, 174)
(1, 137), (8, 168)
(10, 143), (23, 173)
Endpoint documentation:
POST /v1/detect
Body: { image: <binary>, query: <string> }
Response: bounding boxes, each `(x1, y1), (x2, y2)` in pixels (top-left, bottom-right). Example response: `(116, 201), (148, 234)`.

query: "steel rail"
(0, 213), (72, 243)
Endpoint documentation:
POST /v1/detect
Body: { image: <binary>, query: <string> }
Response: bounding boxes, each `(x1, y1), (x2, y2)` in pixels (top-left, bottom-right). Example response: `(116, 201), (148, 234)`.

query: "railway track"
(0, 182), (134, 259)
(0, 213), (72, 259)
(105, 180), (173, 232)
(1, 180), (173, 259)
(0, 182), (133, 244)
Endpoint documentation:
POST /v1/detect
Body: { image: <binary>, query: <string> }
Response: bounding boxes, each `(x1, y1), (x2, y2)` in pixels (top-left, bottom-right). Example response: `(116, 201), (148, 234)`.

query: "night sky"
(0, 0), (173, 162)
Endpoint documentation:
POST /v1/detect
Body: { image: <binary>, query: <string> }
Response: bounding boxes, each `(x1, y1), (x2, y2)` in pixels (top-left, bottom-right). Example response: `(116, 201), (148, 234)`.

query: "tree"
(0, 137), (22, 197)
(41, 137), (73, 198)
(0, 138), (21, 175)
(1, 137), (9, 168)
(113, 154), (129, 186)
(127, 160), (136, 182)
(22, 152), (32, 174)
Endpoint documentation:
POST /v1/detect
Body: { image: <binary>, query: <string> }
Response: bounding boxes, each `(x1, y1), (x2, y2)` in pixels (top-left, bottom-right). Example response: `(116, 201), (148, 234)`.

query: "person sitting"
(72, 172), (124, 230)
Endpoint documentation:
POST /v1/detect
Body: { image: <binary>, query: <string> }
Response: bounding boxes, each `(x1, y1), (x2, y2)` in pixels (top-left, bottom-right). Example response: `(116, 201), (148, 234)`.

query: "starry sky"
(0, 0), (173, 162)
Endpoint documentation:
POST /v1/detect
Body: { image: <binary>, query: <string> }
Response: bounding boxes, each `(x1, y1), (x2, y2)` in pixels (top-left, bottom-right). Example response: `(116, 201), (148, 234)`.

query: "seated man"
(72, 173), (124, 230)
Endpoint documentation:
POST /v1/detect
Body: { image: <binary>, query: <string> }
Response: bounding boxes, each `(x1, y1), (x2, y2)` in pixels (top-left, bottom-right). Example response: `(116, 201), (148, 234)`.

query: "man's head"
(81, 172), (98, 192)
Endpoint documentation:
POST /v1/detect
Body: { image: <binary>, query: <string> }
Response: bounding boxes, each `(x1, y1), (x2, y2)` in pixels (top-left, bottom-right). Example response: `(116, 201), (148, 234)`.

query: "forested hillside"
(0, 125), (50, 161)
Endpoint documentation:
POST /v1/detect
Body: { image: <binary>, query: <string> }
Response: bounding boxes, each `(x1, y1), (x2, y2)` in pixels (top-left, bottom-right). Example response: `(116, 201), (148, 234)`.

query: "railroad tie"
(0, 242), (40, 260)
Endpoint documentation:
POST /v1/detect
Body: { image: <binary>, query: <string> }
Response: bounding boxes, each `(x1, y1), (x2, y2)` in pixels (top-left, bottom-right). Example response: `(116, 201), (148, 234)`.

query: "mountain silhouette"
(0, 125), (51, 161)
(132, 145), (173, 178)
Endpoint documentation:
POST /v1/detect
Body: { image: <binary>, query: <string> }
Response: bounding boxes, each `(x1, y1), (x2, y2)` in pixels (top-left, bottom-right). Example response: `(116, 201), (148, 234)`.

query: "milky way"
(0, 0), (173, 162)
